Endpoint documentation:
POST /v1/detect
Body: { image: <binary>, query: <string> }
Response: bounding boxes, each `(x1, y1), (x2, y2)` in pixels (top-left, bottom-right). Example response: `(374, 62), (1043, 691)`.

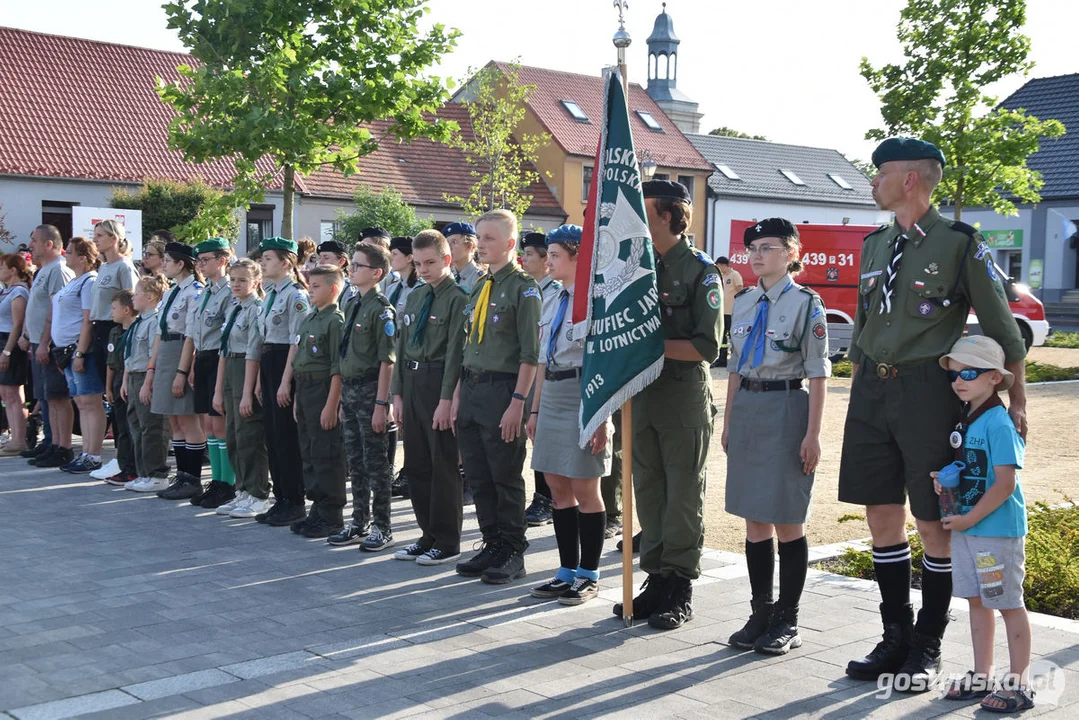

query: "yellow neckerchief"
(470, 274), (494, 344)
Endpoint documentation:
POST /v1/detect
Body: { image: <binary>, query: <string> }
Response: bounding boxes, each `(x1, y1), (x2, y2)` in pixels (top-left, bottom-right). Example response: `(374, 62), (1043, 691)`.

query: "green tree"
(443, 62), (550, 219)
(157, 0), (459, 238)
(109, 179), (240, 244)
(849, 158), (877, 180)
(334, 185), (431, 245)
(861, 0), (1065, 219)
(0, 204), (14, 246)
(707, 126), (768, 141)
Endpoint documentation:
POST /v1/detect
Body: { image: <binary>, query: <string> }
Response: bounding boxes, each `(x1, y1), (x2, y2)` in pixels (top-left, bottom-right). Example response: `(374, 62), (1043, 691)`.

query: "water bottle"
(937, 461), (966, 518)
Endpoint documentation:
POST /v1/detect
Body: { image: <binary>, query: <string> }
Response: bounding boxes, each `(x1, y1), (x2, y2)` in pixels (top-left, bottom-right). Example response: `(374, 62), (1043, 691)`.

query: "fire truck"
(727, 220), (1051, 358)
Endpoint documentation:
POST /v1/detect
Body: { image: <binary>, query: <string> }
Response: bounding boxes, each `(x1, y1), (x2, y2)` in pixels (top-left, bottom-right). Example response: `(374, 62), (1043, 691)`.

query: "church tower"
(646, 3), (703, 134)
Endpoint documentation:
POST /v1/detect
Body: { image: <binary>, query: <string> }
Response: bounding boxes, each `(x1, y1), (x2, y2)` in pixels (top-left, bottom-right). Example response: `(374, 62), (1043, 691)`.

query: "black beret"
(744, 218), (799, 247)
(442, 221), (476, 238)
(389, 236), (413, 254)
(520, 232), (547, 251)
(164, 241), (196, 260)
(642, 179), (692, 204)
(317, 240), (347, 256)
(358, 226), (390, 241)
(871, 137), (946, 169)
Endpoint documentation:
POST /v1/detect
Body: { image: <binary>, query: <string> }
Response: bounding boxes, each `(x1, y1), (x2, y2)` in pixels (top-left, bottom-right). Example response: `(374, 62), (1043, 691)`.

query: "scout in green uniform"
(391, 231), (469, 566)
(212, 259), (272, 519)
(317, 239), (354, 304)
(289, 264), (346, 538)
(453, 209), (542, 584)
(104, 290), (137, 485)
(614, 180), (723, 630)
(186, 238), (236, 509)
(329, 243), (397, 552)
(839, 138), (1027, 690)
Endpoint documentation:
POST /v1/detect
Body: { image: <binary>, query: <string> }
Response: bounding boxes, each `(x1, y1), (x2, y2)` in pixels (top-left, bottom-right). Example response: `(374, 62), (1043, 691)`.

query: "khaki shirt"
(539, 275), (562, 319)
(293, 303), (344, 376)
(463, 262), (542, 373)
(657, 237), (724, 364)
(851, 207), (1026, 366)
(538, 286), (585, 369)
(340, 288), (396, 378)
(729, 277), (831, 380)
(185, 276), (233, 351)
(258, 276), (311, 345)
(125, 309), (159, 372)
(157, 274), (203, 338)
(720, 267), (744, 313)
(221, 295), (263, 360)
(391, 274), (468, 399)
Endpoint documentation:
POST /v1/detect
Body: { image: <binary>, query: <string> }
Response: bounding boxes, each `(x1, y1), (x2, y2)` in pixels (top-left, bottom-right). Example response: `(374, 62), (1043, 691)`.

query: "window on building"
(828, 173), (854, 190)
(246, 205), (274, 254)
(41, 200), (79, 242)
(561, 100), (590, 123)
(714, 163), (741, 180)
(677, 175), (695, 198)
(582, 164), (594, 203)
(780, 169), (806, 186)
(319, 221), (337, 243)
(653, 172), (670, 181)
(636, 110), (664, 132)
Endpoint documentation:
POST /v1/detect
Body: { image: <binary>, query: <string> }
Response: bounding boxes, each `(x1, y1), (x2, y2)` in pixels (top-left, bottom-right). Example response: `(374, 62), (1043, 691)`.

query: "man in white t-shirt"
(715, 256), (743, 367)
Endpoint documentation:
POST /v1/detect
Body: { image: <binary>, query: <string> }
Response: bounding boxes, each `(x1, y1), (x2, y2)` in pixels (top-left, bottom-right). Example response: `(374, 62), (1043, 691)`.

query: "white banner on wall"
(71, 207), (143, 259)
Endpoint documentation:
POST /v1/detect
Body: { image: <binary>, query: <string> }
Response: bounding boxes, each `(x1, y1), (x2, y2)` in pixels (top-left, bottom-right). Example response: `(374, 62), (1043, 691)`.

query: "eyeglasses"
(747, 245), (787, 257)
(350, 262), (375, 270)
(947, 368), (995, 382)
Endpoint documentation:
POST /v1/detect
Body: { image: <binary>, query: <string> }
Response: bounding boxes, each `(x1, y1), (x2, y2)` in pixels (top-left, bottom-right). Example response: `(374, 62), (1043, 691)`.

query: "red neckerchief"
(951, 394), (1005, 460)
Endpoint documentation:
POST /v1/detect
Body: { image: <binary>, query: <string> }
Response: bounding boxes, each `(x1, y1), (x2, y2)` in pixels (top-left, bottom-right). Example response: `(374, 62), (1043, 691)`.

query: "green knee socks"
(207, 436), (236, 486)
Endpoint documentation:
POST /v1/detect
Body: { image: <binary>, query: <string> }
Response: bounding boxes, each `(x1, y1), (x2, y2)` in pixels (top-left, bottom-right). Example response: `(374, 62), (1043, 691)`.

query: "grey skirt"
(725, 385), (814, 524)
(531, 374), (612, 480)
(151, 338), (196, 416)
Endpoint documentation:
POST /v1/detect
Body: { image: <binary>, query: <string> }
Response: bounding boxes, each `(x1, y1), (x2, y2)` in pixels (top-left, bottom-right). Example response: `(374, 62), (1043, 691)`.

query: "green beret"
(194, 237), (230, 255)
(258, 236), (298, 255)
(871, 137), (946, 169)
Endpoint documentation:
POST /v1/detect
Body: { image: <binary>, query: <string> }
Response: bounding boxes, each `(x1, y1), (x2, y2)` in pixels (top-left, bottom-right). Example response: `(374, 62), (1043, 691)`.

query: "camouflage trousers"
(342, 377), (392, 533)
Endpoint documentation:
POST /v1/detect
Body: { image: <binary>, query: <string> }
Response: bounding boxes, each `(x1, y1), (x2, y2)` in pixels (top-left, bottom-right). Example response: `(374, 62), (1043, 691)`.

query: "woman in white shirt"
(0, 254), (33, 455)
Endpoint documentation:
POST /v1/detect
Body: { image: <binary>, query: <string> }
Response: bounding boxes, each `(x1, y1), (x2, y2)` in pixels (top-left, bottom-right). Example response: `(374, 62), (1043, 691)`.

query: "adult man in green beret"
(840, 137), (1027, 691)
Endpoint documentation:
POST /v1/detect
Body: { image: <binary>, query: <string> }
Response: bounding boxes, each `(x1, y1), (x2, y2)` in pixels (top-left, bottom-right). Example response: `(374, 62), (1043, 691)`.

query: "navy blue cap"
(871, 137), (946, 169)
(442, 221), (476, 238)
(546, 225), (583, 246)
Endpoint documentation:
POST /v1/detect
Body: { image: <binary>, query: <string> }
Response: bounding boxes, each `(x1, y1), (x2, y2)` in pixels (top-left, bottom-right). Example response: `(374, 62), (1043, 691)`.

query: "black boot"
(754, 606), (801, 655)
(846, 603), (915, 680)
(612, 573), (668, 619)
(728, 600), (774, 650)
(649, 575), (693, 630)
(893, 630), (945, 693)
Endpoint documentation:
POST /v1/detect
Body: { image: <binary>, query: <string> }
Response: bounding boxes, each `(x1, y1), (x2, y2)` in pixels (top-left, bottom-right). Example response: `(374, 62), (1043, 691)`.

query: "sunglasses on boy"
(946, 367), (995, 382)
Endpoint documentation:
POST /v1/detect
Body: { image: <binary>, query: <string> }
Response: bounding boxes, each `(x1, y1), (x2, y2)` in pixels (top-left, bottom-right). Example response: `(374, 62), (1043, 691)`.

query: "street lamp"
(641, 151), (657, 181)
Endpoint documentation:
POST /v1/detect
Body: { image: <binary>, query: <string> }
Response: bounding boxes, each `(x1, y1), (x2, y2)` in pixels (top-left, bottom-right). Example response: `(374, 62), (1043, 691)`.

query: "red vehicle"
(728, 220), (1050, 355)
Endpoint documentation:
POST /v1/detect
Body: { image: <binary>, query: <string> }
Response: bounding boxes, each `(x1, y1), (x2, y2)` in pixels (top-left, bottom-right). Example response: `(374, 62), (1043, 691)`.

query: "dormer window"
(714, 163), (740, 180)
(829, 173), (853, 190)
(561, 100), (590, 123)
(780, 169), (806, 186)
(636, 110), (664, 132)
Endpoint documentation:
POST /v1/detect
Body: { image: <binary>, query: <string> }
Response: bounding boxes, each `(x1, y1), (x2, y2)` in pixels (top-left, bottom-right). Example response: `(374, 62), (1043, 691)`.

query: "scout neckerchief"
(950, 394), (1005, 460)
(159, 283), (182, 334)
(389, 278), (404, 307)
(879, 222), (926, 314)
(547, 290), (569, 366)
(469, 274), (494, 344)
(220, 304), (243, 354)
(410, 286), (435, 348)
(339, 293), (365, 358)
(121, 315), (141, 359)
(263, 284), (278, 317)
(737, 281), (793, 372)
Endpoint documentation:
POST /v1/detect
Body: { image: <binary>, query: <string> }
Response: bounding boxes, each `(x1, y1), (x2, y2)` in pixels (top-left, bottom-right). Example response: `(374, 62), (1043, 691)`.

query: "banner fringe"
(577, 354), (664, 448)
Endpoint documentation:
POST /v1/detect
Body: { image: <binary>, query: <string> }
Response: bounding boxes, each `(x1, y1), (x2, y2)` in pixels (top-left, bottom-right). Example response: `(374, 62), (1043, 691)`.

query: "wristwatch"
(375, 399), (388, 407)
(74, 350), (87, 359)
(2, 350), (10, 357)
(511, 392), (527, 401)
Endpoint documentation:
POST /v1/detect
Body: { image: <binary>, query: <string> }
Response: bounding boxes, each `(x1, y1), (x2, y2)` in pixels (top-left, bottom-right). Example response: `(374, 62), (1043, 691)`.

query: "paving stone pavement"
(1, 449), (1077, 719)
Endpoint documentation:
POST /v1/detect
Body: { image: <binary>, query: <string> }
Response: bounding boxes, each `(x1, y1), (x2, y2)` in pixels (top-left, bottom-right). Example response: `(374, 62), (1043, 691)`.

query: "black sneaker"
(23, 443), (50, 459)
(290, 507), (317, 534)
(754, 606), (801, 655)
(269, 503), (307, 527)
(36, 446), (74, 468)
(530, 578), (573, 599)
(199, 481), (236, 509)
(604, 518), (623, 539)
(105, 470), (138, 487)
(415, 548), (460, 566)
(558, 577), (598, 606)
(892, 631), (944, 693)
(61, 454), (103, 474)
(481, 546), (526, 585)
(613, 573), (669, 619)
(300, 516), (343, 539)
(649, 576), (693, 630)
(456, 541), (500, 577)
(26, 414), (41, 450)
(390, 469), (410, 499)
(615, 531), (642, 554)
(189, 481), (213, 506)
(729, 600), (774, 650)
(256, 499), (286, 524)
(394, 541), (432, 561)
(327, 522), (370, 546)
(158, 473), (202, 500)
(524, 493), (553, 526)
(360, 527), (394, 552)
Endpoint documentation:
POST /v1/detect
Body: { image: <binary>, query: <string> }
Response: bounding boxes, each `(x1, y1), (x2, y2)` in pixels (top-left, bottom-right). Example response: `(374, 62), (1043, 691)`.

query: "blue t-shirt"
(958, 404), (1026, 537)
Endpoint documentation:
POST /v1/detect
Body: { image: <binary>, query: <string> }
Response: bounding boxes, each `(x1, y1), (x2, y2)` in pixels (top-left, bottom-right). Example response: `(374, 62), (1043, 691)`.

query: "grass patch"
(1044, 331), (1079, 349)
(817, 502), (1079, 618)
(1026, 360), (1079, 383)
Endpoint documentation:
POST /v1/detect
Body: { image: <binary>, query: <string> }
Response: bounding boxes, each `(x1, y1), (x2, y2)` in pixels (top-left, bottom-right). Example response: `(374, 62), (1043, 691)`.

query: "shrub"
(1043, 331), (1079, 349)
(1025, 360), (1079, 383)
(110, 179), (240, 244)
(832, 360), (852, 378)
(334, 185), (431, 247)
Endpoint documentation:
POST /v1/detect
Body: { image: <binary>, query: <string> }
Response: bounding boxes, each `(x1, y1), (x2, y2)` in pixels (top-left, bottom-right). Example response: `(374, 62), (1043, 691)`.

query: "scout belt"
(343, 369), (379, 383)
(225, 352), (246, 359)
(739, 377), (803, 393)
(405, 360), (444, 371)
(160, 332), (183, 342)
(865, 357), (939, 380)
(462, 368), (516, 383)
(546, 368), (581, 382)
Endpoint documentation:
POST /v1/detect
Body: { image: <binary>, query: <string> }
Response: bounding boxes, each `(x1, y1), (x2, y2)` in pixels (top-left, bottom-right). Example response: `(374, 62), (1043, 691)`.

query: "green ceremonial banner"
(571, 67), (664, 448)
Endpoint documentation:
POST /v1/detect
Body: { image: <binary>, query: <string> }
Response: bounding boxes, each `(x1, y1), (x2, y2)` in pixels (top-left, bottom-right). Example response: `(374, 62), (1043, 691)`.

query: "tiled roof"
(300, 103), (564, 215)
(999, 73), (1079, 200)
(489, 62), (712, 172)
(687, 134), (877, 206)
(0, 26), (283, 189)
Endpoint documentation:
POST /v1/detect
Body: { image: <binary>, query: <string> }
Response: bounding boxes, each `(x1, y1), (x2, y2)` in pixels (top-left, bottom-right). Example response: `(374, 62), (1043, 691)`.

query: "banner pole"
(620, 397), (634, 626)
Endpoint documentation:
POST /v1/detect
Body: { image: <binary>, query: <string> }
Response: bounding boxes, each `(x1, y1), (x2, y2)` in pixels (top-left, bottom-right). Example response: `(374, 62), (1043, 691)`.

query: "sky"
(3, 0), (1077, 162)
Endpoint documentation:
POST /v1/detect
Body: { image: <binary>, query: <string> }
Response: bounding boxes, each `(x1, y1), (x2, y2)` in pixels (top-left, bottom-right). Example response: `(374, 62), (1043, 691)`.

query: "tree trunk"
(282, 164), (295, 239)
(954, 172), (964, 222)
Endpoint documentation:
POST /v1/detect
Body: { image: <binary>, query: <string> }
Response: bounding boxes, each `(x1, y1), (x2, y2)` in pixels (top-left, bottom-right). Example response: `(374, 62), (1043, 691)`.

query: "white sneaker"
(232, 495), (271, 518)
(132, 477), (170, 493)
(124, 477), (143, 491)
(217, 491), (249, 515)
(91, 459), (120, 480)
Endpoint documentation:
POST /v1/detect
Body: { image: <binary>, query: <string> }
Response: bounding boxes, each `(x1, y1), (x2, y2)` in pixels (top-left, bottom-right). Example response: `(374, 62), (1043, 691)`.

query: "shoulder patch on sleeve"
(949, 220), (978, 238)
(702, 273), (720, 287)
(523, 287), (540, 299)
(294, 300), (308, 312)
(379, 308), (392, 320)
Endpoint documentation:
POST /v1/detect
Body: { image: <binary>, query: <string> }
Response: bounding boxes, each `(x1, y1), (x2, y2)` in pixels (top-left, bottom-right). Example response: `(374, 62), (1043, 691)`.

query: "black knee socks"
(552, 506), (580, 574)
(917, 554), (952, 637)
(777, 536), (808, 612)
(534, 471), (551, 499)
(873, 541), (913, 620)
(578, 511), (606, 573)
(184, 441), (206, 479)
(745, 538), (775, 604)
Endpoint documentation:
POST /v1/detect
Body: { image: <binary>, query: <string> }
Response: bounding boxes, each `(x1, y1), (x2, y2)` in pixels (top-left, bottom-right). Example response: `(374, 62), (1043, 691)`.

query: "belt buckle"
(875, 363), (896, 379)
(407, 360), (419, 370)
(748, 380), (763, 392)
